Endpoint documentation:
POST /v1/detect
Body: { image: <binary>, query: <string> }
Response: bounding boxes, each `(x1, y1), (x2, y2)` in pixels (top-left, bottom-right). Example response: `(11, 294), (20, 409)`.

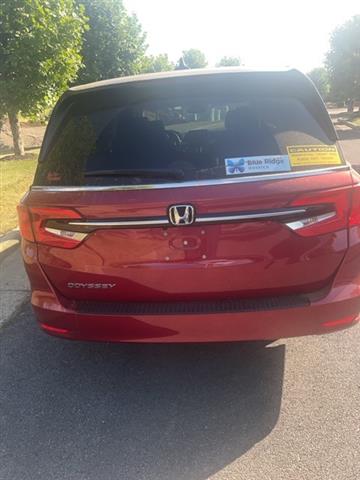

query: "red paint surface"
(20, 169), (360, 342)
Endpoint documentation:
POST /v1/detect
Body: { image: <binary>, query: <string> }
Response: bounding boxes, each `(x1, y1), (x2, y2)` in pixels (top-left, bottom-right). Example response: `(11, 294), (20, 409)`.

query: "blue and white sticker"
(225, 155), (291, 175)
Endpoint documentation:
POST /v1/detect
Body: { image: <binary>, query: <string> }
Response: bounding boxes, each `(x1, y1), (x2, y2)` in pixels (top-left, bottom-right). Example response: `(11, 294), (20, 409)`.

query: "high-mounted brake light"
(287, 188), (351, 237)
(17, 206), (86, 248)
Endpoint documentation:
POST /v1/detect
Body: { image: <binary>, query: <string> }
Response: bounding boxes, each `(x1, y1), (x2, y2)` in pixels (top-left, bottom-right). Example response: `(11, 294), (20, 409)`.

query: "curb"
(337, 119), (360, 130)
(0, 241), (30, 329)
(0, 228), (20, 262)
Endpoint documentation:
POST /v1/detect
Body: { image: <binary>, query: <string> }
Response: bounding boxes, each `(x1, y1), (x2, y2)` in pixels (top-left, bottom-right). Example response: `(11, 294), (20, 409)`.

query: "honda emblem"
(168, 204), (195, 226)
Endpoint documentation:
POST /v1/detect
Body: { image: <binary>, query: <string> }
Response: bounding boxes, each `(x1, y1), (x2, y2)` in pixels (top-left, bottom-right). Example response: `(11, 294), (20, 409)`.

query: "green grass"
(352, 116), (360, 126)
(0, 152), (38, 235)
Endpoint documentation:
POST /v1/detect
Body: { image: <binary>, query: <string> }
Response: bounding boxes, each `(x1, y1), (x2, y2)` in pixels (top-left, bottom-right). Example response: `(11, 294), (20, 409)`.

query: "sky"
(124, 0), (359, 72)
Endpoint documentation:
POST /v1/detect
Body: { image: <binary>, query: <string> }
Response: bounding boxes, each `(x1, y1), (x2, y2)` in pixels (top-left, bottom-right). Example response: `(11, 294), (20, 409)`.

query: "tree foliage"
(308, 67), (330, 100)
(217, 56), (241, 67)
(0, 0), (86, 117)
(76, 0), (147, 83)
(141, 53), (174, 73)
(326, 15), (360, 101)
(181, 49), (207, 69)
(0, 0), (86, 155)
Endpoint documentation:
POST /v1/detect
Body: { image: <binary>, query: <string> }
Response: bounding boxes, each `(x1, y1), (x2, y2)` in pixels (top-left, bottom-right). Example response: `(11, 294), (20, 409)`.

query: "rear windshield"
(34, 93), (342, 187)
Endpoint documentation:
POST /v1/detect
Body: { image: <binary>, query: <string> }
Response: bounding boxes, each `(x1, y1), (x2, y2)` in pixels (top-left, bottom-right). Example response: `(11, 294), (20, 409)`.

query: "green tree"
(0, 0), (86, 156)
(141, 53), (174, 73)
(308, 67), (330, 100)
(217, 56), (241, 67)
(76, 0), (147, 83)
(181, 49), (208, 69)
(326, 15), (360, 108)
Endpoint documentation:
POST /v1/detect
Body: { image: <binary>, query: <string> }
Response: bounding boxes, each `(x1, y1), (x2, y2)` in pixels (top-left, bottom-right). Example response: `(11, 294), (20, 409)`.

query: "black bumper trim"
(73, 294), (310, 316)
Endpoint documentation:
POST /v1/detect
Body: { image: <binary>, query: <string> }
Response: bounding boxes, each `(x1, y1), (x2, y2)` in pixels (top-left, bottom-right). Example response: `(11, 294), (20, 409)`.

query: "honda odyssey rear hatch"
(24, 68), (352, 306)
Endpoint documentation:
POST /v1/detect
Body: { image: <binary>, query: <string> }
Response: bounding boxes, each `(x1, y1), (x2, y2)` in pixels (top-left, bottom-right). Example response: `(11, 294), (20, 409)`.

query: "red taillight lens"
(349, 184), (360, 227)
(17, 205), (35, 242)
(18, 206), (84, 248)
(288, 188), (351, 237)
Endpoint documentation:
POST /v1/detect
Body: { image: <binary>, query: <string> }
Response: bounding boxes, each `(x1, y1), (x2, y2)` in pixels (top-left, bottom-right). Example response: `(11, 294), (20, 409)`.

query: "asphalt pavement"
(0, 123), (359, 480)
(337, 124), (360, 167)
(0, 306), (359, 480)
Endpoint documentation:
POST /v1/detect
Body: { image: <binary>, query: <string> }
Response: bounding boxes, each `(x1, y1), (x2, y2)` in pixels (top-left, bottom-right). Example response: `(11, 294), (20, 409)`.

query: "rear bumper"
(23, 227), (360, 342)
(31, 289), (360, 342)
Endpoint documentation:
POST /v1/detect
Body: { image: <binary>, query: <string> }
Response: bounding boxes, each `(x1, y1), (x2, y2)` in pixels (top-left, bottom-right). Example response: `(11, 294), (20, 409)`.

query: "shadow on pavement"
(0, 305), (285, 480)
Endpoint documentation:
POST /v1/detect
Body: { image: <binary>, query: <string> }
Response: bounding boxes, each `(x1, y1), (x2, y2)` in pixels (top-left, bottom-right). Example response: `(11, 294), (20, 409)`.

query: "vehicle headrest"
(184, 129), (209, 144)
(224, 107), (259, 131)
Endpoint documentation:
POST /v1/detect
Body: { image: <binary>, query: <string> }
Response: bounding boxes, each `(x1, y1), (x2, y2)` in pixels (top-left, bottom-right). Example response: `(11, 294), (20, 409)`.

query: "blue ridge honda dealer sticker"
(225, 155), (291, 175)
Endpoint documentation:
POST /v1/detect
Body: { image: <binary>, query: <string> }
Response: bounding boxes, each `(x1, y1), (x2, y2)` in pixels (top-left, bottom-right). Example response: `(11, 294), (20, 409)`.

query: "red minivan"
(18, 68), (360, 342)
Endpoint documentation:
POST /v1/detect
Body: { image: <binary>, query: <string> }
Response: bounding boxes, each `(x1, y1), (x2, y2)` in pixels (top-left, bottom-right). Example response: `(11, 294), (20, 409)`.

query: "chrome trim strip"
(196, 208), (307, 224)
(69, 219), (169, 227)
(68, 208), (308, 228)
(285, 211), (336, 231)
(30, 165), (349, 193)
(44, 227), (88, 241)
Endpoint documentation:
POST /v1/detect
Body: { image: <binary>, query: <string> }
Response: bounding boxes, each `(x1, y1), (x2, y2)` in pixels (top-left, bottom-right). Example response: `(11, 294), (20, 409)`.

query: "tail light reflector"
(322, 315), (358, 328)
(349, 184), (360, 227)
(287, 188), (351, 237)
(17, 206), (85, 248)
(17, 205), (35, 242)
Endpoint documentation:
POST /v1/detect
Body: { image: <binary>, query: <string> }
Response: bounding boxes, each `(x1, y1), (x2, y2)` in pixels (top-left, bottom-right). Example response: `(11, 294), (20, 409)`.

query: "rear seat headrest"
(224, 107), (259, 131)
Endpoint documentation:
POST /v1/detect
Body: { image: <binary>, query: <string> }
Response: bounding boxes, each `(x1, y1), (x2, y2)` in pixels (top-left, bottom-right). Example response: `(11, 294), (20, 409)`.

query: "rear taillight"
(17, 205), (35, 242)
(286, 188), (351, 237)
(349, 184), (360, 227)
(17, 205), (86, 248)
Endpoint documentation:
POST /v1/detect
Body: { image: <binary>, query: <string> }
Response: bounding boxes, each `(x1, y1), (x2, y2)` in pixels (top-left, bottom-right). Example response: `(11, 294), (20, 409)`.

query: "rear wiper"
(84, 168), (185, 180)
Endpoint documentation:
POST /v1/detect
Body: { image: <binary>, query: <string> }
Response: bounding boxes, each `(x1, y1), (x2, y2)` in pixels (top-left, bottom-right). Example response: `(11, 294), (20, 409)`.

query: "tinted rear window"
(34, 87), (342, 186)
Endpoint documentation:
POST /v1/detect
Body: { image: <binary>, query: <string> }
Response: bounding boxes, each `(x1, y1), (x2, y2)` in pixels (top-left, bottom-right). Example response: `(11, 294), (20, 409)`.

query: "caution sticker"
(287, 145), (342, 167)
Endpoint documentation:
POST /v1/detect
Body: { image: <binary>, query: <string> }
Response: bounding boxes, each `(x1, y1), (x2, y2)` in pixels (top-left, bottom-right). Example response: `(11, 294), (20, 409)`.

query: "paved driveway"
(0, 305), (359, 480)
(337, 125), (360, 166)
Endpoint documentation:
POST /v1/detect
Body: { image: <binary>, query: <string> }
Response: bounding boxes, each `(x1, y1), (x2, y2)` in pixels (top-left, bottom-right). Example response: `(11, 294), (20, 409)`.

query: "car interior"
(85, 102), (282, 180)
